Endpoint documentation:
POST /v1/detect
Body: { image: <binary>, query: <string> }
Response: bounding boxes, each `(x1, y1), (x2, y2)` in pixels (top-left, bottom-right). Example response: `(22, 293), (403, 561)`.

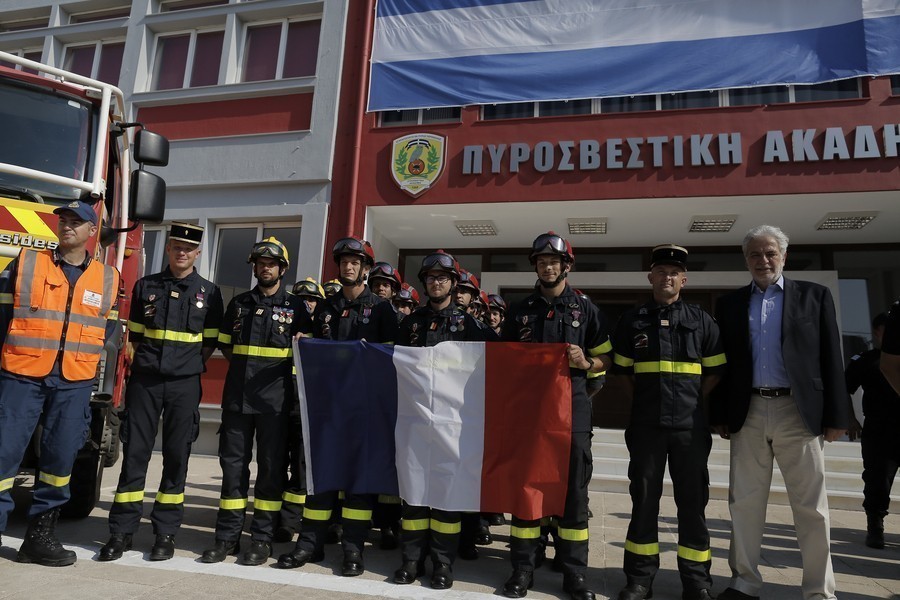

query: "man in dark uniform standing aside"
(0, 201), (119, 566)
(392, 250), (496, 590)
(201, 237), (299, 566)
(501, 231), (612, 600)
(101, 223), (223, 561)
(278, 236), (397, 576)
(611, 245), (725, 600)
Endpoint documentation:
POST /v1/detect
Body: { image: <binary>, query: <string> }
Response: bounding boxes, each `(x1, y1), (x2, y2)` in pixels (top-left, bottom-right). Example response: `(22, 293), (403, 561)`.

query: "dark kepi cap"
(650, 244), (688, 269)
(53, 200), (98, 225)
(169, 222), (203, 245)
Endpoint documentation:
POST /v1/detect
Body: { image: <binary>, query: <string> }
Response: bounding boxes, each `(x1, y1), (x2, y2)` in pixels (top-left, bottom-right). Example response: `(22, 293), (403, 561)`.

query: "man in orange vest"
(0, 200), (120, 566)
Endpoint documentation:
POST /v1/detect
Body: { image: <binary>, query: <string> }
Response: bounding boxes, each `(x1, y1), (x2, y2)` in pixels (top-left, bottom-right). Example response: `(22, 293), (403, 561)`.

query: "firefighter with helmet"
(368, 261), (403, 301)
(393, 250), (496, 590)
(292, 277), (325, 315)
(393, 283), (420, 319)
(0, 201), (119, 566)
(487, 293), (507, 335)
(501, 231), (612, 600)
(201, 237), (302, 566)
(455, 269), (480, 312)
(322, 279), (342, 298)
(278, 236), (398, 576)
(271, 277), (324, 543)
(101, 223), (224, 562)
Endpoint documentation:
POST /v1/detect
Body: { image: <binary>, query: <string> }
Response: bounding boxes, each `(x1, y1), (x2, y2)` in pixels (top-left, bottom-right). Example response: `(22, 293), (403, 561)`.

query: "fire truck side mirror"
(130, 170), (166, 224)
(133, 130), (169, 167)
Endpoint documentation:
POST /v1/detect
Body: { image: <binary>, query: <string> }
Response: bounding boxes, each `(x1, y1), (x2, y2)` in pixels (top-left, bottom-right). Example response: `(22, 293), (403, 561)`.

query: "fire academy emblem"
(390, 133), (446, 198)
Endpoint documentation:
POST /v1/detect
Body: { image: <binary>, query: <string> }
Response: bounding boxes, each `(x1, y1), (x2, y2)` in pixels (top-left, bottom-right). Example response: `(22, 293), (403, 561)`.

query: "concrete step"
(590, 427), (898, 511)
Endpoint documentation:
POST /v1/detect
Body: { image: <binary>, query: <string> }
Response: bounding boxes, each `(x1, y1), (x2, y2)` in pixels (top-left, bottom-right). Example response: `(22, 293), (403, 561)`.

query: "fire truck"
(0, 51), (168, 517)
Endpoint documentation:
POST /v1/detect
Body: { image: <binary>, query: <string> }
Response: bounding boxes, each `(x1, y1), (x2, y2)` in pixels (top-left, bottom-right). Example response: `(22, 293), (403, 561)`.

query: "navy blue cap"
(650, 244), (688, 270)
(53, 200), (98, 225)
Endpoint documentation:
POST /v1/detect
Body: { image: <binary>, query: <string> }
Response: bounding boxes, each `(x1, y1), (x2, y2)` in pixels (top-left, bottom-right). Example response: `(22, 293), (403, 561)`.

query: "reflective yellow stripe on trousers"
(430, 519), (462, 535)
(156, 492), (184, 504)
(283, 492), (306, 504)
(220, 498), (248, 510)
(557, 527), (589, 542)
(38, 472), (70, 487)
(510, 525), (541, 539)
(677, 545), (712, 562)
(303, 507), (332, 521)
(342, 507), (373, 522)
(625, 539), (660, 556)
(402, 518), (429, 531)
(114, 490), (144, 503)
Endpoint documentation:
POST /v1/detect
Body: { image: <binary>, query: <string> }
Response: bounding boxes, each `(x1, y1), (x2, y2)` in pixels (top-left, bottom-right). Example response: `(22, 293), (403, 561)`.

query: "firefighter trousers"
(213, 411), (287, 542)
(623, 425), (712, 592)
(400, 504), (461, 566)
(109, 373), (201, 535)
(861, 421), (900, 516)
(0, 375), (92, 530)
(278, 411), (307, 533)
(510, 431), (592, 577)
(296, 491), (375, 555)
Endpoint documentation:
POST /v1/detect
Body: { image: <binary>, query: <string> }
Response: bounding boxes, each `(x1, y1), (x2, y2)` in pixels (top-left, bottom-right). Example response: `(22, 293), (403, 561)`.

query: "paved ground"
(1, 452), (898, 600)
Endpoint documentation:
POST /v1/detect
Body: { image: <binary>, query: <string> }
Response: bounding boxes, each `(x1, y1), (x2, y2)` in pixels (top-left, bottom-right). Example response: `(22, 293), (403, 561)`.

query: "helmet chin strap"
(340, 273), (366, 286)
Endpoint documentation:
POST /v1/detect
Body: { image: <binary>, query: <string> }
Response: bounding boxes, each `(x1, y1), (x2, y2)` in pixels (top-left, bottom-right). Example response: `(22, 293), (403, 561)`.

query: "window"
(600, 95), (657, 113)
(212, 224), (301, 304)
(891, 75), (900, 95)
(0, 15), (50, 32)
(142, 227), (166, 276)
(159, 0), (228, 12)
(483, 102), (535, 120)
(793, 79), (861, 102)
(152, 30), (224, 90)
(64, 42), (125, 85)
(729, 85), (790, 106)
(538, 99), (592, 117)
(660, 90), (719, 110)
(69, 6), (130, 23)
(242, 19), (320, 82)
(380, 107), (461, 127)
(0, 49), (43, 74)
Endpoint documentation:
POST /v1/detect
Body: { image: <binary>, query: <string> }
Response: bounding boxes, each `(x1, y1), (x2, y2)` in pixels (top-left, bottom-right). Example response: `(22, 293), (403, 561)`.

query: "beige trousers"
(727, 394), (837, 599)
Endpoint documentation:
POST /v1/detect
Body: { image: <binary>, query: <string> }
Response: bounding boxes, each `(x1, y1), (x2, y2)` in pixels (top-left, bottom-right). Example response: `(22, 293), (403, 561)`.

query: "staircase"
(590, 428), (894, 511)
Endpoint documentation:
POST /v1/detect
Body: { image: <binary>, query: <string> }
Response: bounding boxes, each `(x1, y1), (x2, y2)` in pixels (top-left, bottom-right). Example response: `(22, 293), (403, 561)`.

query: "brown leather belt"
(752, 387), (791, 398)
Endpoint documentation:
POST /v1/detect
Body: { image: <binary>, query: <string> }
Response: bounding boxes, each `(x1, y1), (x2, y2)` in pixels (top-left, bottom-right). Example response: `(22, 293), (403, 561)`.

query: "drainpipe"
(344, 0), (376, 236)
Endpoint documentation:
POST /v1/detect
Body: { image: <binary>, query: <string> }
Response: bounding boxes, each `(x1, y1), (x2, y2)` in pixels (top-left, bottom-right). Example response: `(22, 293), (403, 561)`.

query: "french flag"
(369, 0), (900, 111)
(294, 339), (572, 520)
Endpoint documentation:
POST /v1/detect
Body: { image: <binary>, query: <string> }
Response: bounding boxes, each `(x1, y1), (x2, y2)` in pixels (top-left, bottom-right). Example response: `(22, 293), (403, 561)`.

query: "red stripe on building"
(482, 342), (571, 520)
(137, 94), (314, 141)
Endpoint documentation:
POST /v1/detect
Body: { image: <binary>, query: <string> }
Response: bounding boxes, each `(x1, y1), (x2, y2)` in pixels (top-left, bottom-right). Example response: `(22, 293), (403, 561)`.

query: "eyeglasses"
(424, 274), (451, 284)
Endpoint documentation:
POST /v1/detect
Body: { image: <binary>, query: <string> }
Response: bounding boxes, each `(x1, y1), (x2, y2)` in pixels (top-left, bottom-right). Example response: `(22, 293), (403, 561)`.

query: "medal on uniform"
(362, 307), (371, 325)
(324, 313), (332, 323)
(273, 313), (280, 321)
(277, 325), (285, 334)
(148, 294), (156, 301)
(195, 292), (204, 309)
(572, 309), (582, 328)
(450, 325), (457, 332)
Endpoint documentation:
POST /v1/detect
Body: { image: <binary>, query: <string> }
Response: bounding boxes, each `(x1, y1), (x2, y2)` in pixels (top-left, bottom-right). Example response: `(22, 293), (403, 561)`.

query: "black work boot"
(277, 546), (324, 569)
(617, 583), (653, 600)
(866, 512), (885, 549)
(564, 573), (596, 600)
(16, 509), (77, 567)
(99, 533), (133, 561)
(431, 562), (454, 589)
(201, 539), (240, 563)
(503, 569), (534, 598)
(241, 540), (272, 565)
(393, 560), (425, 584)
(342, 550), (365, 576)
(149, 534), (176, 561)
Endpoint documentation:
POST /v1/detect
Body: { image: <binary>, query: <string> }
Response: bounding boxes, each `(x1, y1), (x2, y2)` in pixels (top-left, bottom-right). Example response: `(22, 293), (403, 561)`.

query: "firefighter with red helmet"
(200, 237), (301, 566)
(487, 293), (507, 335)
(455, 269), (480, 312)
(368, 261), (403, 301)
(393, 283), (420, 320)
(278, 236), (398, 577)
(392, 250), (495, 590)
(500, 232), (612, 600)
(101, 223), (223, 562)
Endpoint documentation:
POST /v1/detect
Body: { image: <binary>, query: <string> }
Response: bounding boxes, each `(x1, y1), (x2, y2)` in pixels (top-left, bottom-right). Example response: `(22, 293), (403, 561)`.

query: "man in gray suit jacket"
(711, 225), (849, 600)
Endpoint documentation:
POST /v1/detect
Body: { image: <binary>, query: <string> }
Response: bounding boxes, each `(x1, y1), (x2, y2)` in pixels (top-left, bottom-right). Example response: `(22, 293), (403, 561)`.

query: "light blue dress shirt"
(749, 276), (791, 388)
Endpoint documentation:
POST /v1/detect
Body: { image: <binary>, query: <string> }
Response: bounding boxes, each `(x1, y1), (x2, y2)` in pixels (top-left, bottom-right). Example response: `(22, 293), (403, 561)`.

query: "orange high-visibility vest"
(2, 249), (119, 381)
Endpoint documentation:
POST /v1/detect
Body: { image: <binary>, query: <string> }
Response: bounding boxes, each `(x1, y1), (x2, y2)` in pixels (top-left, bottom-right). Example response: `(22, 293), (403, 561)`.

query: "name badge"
(82, 290), (102, 308)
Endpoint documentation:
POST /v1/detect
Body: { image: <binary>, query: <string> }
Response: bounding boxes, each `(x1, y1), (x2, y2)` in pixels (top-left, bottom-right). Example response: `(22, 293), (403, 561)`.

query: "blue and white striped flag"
(369, 0), (900, 111)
